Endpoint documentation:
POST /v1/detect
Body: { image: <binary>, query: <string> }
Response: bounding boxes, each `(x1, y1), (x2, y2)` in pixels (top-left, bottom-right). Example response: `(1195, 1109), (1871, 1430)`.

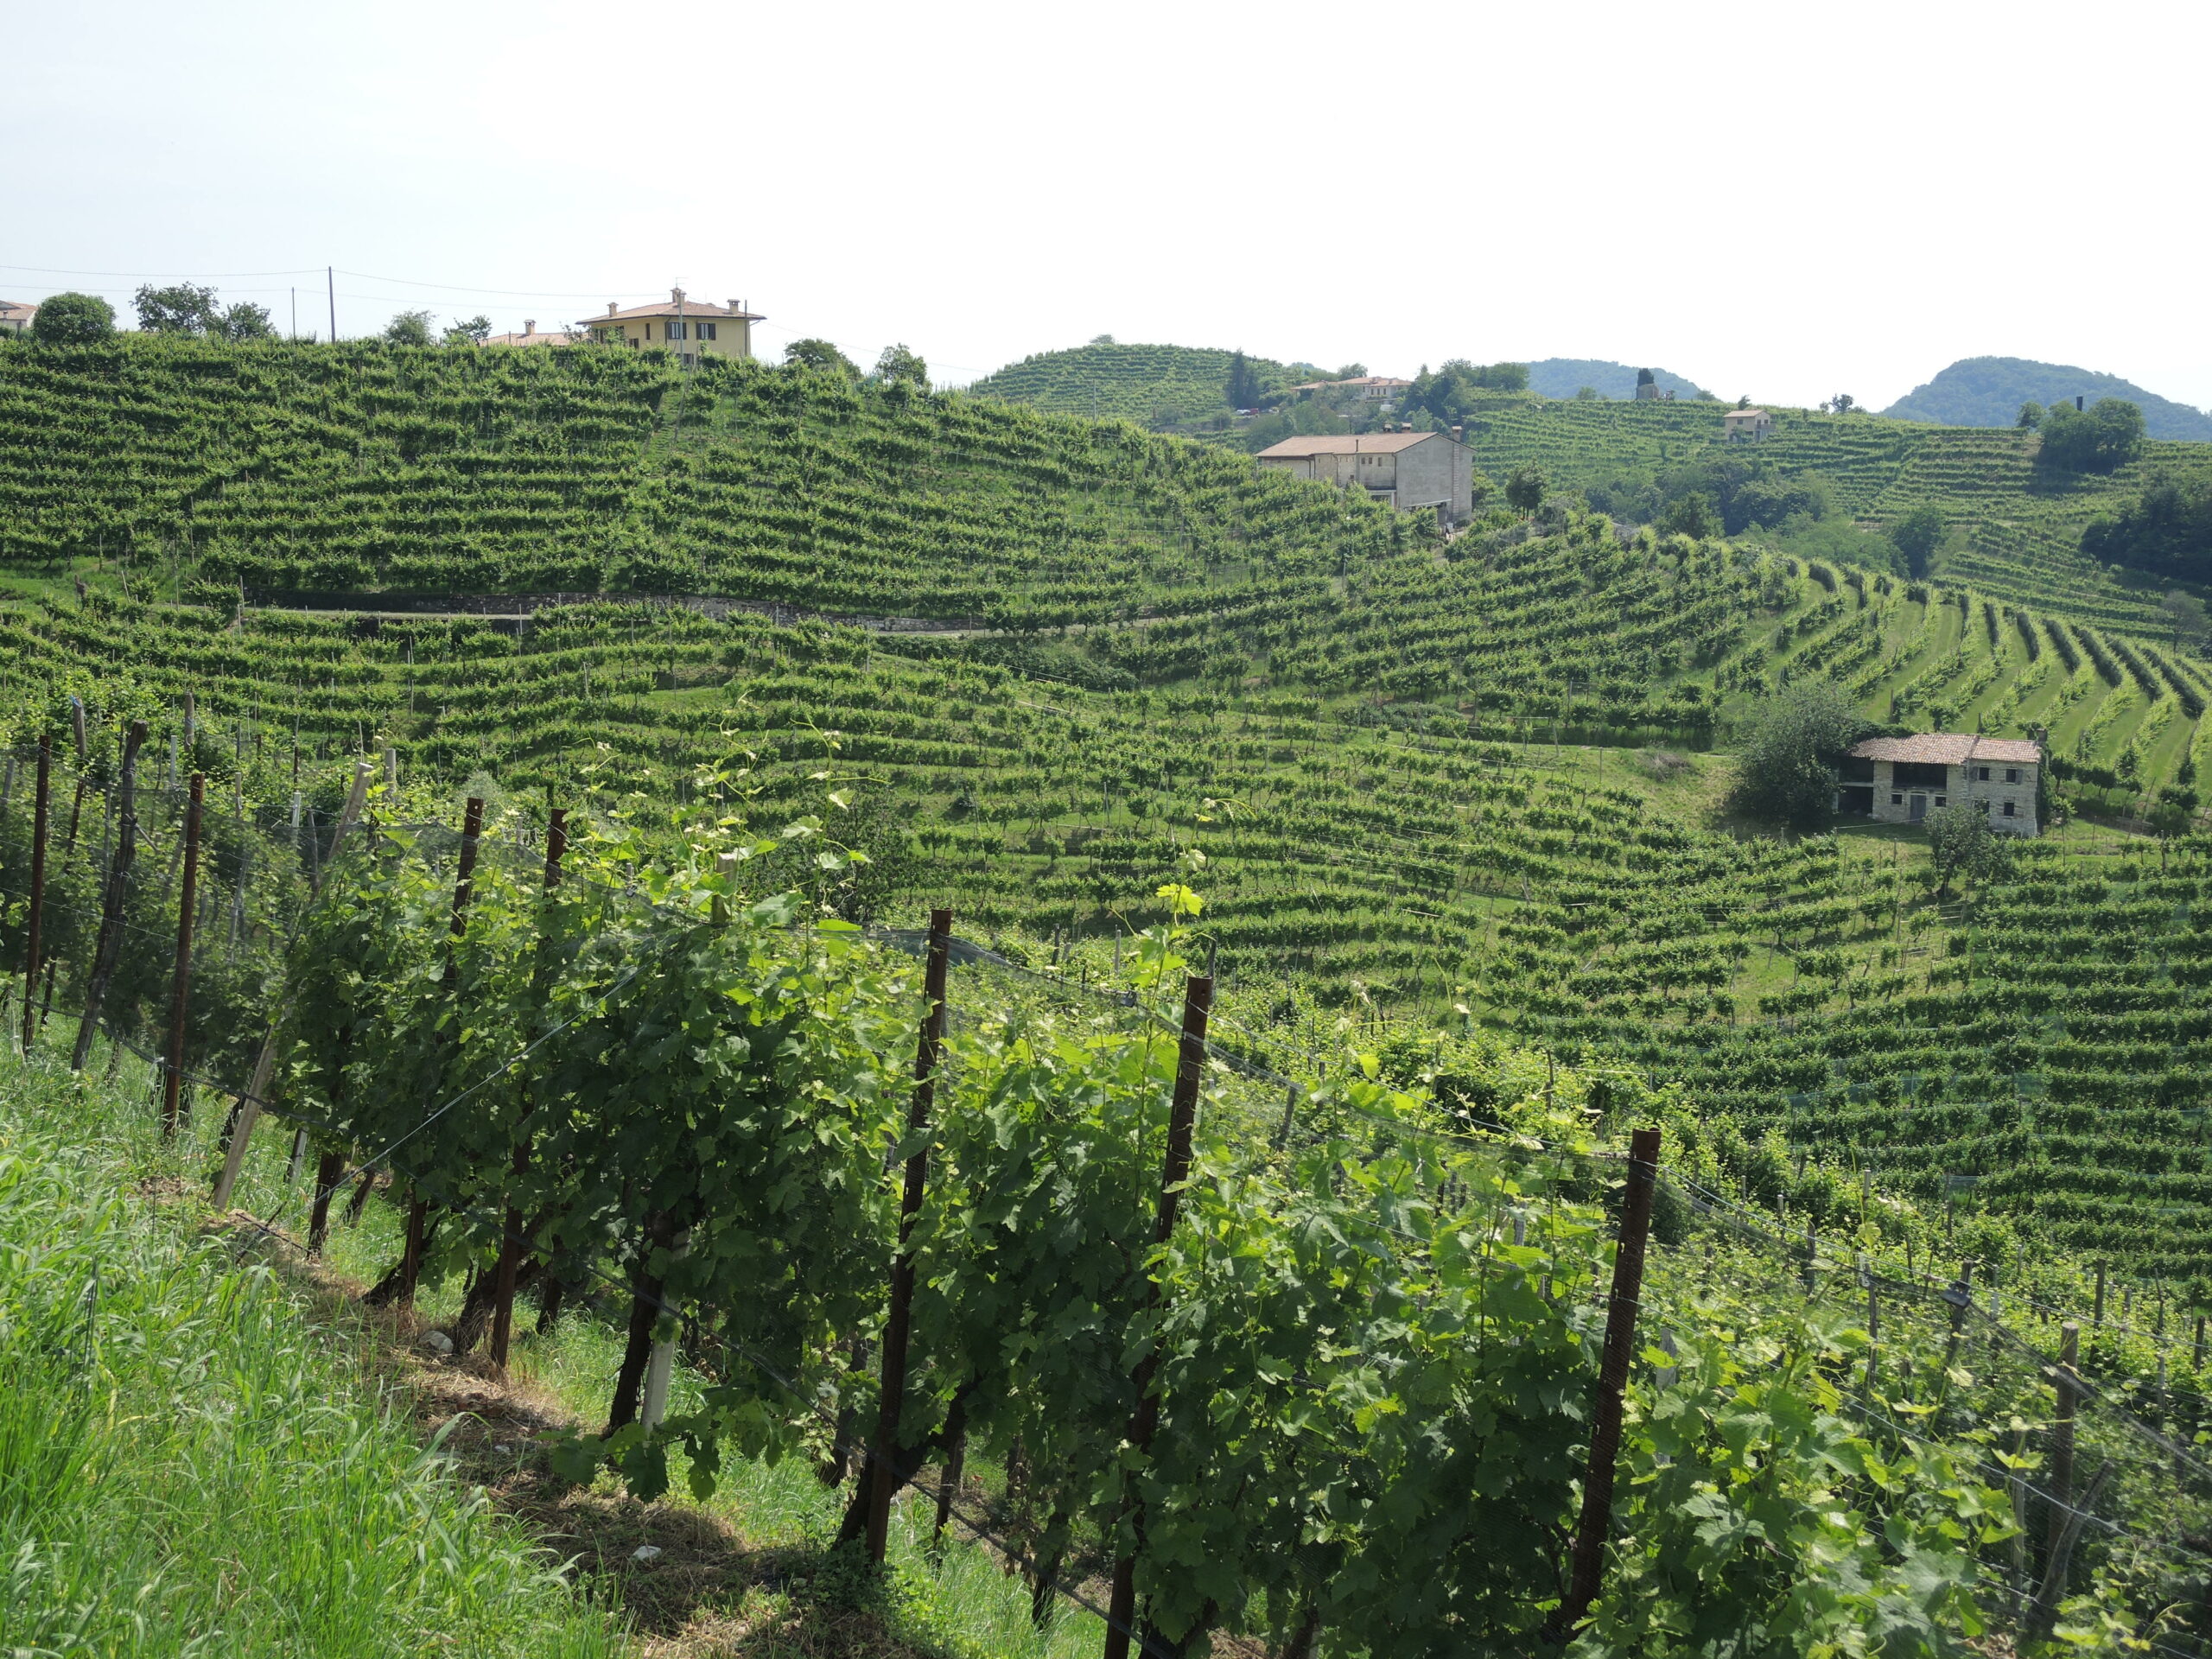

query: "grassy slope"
(0, 1058), (619, 1659)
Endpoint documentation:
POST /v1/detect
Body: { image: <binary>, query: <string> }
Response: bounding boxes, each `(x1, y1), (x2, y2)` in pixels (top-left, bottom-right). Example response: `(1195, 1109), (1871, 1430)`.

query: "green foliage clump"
(29, 292), (114, 344)
(2037, 398), (2146, 474)
(1727, 677), (1871, 830)
(2083, 472), (2212, 583)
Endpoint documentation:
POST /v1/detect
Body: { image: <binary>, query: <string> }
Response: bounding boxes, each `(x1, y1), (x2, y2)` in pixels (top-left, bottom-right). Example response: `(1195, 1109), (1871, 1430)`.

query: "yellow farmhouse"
(581, 289), (764, 365)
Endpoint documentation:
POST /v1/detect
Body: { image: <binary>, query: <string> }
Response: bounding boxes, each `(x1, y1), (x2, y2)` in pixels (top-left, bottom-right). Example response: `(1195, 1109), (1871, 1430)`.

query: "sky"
(6, 0), (2208, 411)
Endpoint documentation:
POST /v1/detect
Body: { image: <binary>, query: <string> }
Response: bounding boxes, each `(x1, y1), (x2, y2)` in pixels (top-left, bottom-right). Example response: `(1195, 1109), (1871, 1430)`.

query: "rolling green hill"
(963, 339), (1290, 425)
(1524, 358), (1710, 401)
(1884, 355), (2212, 442)
(1449, 391), (2212, 639)
(3, 331), (2212, 1282)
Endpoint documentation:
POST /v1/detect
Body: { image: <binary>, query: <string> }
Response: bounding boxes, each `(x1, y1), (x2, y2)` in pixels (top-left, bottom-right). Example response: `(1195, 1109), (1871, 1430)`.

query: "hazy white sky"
(7, 0), (2207, 410)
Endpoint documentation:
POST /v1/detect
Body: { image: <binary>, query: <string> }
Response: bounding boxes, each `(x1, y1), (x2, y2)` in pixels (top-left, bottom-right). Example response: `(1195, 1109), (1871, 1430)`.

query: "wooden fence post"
(397, 795), (483, 1310)
(21, 737), (49, 1057)
(1102, 969), (1214, 1659)
(71, 721), (146, 1072)
(1546, 1125), (1662, 1643)
(161, 774), (204, 1138)
(213, 760), (371, 1211)
(864, 907), (953, 1564)
(2044, 1321), (2078, 1576)
(489, 806), (567, 1377)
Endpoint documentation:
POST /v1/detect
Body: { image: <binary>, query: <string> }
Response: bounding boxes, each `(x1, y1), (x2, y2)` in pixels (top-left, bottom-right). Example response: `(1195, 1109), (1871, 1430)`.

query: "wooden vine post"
(216, 760), (370, 1214)
(863, 907), (953, 1565)
(161, 773), (205, 1137)
(1102, 969), (1214, 1659)
(1546, 1125), (1662, 1643)
(72, 721), (146, 1072)
(2045, 1321), (2079, 1570)
(488, 805), (566, 1377)
(398, 795), (483, 1309)
(20, 736), (49, 1057)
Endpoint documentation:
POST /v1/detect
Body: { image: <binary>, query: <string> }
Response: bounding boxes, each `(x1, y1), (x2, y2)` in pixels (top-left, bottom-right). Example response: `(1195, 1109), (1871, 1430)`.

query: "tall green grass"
(0, 1058), (621, 1659)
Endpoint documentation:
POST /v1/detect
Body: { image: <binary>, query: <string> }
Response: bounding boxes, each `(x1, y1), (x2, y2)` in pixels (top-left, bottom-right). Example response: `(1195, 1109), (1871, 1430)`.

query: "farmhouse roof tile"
(586, 298), (763, 324)
(1851, 734), (2042, 766)
(1256, 433), (1445, 458)
(0, 301), (35, 321)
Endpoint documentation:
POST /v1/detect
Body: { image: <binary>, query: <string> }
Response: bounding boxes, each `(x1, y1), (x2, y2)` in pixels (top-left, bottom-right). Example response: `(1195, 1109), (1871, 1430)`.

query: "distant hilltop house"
(1836, 734), (2042, 835)
(0, 301), (35, 337)
(483, 320), (582, 347)
(1291, 375), (1414, 408)
(1723, 407), (1774, 442)
(1255, 429), (1477, 525)
(579, 289), (763, 365)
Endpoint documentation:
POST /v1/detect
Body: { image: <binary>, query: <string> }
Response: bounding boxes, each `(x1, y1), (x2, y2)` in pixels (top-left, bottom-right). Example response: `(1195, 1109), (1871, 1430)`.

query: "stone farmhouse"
(579, 289), (763, 365)
(0, 301), (36, 337)
(1836, 734), (2042, 834)
(1723, 407), (1773, 442)
(1255, 429), (1478, 525)
(1289, 375), (1414, 407)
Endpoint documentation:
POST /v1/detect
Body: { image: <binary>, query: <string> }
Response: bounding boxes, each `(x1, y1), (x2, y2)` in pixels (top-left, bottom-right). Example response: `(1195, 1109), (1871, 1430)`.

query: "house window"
(668, 320), (687, 340)
(1935, 796), (1947, 807)
(2004, 800), (2018, 817)
(2005, 767), (2020, 784)
(1891, 792), (1904, 805)
(701, 321), (716, 340)
(1975, 766), (1990, 781)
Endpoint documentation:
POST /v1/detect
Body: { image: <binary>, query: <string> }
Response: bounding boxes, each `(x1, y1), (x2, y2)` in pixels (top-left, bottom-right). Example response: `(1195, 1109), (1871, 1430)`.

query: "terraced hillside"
(5, 337), (2212, 1280)
(0, 337), (1395, 625)
(964, 340), (1290, 425)
(1454, 392), (2211, 639)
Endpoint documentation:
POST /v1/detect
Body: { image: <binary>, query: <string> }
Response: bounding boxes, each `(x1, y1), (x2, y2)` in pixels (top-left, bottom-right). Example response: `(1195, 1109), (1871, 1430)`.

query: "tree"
(1726, 677), (1871, 831)
(1737, 394), (1751, 410)
(2037, 397), (2145, 474)
(1574, 385), (1600, 401)
(214, 302), (274, 341)
(383, 309), (435, 346)
(135, 283), (219, 334)
(873, 342), (929, 388)
(136, 282), (272, 341)
(1225, 349), (1262, 410)
(1891, 504), (1944, 579)
(2017, 401), (2044, 429)
(1831, 393), (1858, 415)
(2082, 473), (2212, 582)
(442, 315), (491, 346)
(1636, 368), (1656, 391)
(1089, 334), (1116, 346)
(1659, 492), (1718, 539)
(1504, 466), (1546, 516)
(29, 293), (115, 344)
(785, 338), (859, 376)
(1924, 803), (1999, 899)
(1332, 363), (1367, 380)
(2161, 589), (2209, 651)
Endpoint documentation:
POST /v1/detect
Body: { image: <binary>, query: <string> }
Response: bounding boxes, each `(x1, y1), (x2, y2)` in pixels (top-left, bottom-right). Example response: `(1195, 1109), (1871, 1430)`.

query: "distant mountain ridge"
(1524, 359), (1711, 401)
(1883, 356), (2212, 442)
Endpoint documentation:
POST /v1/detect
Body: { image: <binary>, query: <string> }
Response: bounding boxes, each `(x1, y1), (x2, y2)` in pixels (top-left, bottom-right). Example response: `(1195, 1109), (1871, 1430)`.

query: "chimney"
(728, 299), (743, 315)
(606, 302), (618, 316)
(1450, 424), (1464, 442)
(524, 320), (535, 336)
(671, 286), (685, 305)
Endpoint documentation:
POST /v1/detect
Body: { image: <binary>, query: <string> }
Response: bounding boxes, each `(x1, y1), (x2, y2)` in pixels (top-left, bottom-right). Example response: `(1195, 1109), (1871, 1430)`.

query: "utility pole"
(290, 286), (296, 340)
(327, 266), (336, 343)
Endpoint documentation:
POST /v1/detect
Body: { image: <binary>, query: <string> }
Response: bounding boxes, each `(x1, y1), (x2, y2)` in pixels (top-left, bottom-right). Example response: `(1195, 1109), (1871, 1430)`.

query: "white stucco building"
(1836, 734), (2043, 835)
